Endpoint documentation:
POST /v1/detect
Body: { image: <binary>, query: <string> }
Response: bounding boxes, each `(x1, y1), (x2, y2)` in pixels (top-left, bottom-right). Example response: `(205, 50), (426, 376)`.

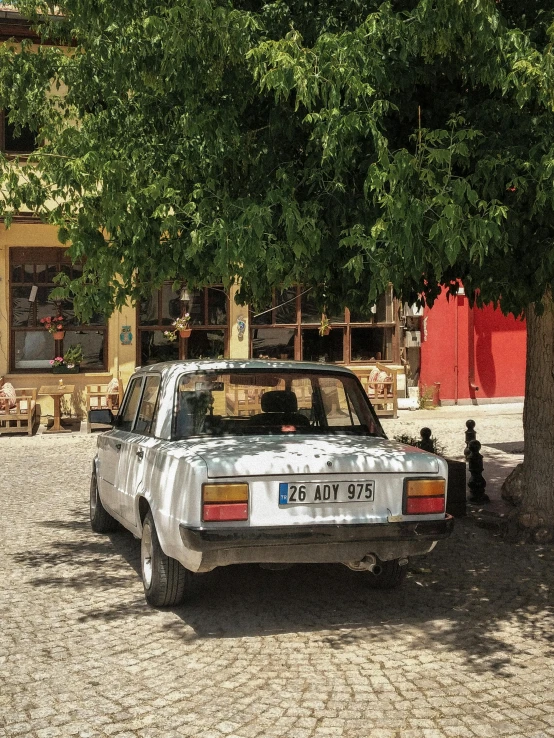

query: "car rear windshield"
(172, 370), (384, 439)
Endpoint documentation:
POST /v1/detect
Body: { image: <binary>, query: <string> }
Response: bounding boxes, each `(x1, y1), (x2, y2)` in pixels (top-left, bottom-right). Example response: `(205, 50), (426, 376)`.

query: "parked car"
(90, 360), (453, 606)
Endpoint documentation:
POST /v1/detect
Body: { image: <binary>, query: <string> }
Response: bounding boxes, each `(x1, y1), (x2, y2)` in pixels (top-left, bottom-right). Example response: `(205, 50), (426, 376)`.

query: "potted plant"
(50, 356), (67, 373)
(63, 344), (83, 372)
(40, 314), (66, 340)
(418, 384), (436, 409)
(164, 313), (191, 341)
(50, 344), (83, 374)
(318, 315), (331, 336)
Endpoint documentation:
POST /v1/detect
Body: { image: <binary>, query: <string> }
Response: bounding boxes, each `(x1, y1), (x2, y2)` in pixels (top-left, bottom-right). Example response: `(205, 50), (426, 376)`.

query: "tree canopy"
(0, 0), (553, 321)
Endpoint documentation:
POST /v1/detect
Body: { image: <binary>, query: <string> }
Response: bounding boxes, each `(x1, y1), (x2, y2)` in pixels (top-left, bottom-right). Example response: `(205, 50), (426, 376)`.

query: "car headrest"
(261, 390), (298, 414)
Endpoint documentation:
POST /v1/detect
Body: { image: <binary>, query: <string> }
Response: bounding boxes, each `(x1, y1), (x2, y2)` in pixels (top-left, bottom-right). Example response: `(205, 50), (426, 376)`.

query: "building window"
(1, 109), (36, 154)
(251, 287), (398, 364)
(9, 247), (107, 372)
(138, 285), (228, 366)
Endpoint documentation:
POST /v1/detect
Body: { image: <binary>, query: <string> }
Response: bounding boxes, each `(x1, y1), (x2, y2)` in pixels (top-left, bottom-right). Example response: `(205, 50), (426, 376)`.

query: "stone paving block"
(2, 432), (554, 738)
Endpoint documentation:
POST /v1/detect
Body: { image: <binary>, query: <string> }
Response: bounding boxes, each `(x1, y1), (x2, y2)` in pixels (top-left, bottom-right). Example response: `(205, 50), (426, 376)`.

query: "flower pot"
(52, 364), (80, 374)
(179, 329), (192, 338)
(53, 331), (65, 340)
(319, 327), (331, 336)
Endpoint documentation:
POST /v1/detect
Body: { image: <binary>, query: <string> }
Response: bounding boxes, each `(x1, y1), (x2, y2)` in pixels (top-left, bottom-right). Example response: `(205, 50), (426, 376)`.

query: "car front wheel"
(90, 464), (119, 533)
(366, 558), (408, 589)
(141, 511), (192, 607)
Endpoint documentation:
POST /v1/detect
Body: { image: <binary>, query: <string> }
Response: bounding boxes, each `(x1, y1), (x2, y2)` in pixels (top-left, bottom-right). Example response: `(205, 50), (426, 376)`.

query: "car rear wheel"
(366, 558), (408, 589)
(141, 511), (192, 607)
(90, 465), (119, 533)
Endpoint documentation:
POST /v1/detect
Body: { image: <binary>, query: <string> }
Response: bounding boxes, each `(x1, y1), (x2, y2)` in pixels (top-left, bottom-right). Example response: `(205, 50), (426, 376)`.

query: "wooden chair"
(225, 387), (265, 416)
(353, 364), (398, 418)
(85, 379), (123, 431)
(0, 388), (37, 436)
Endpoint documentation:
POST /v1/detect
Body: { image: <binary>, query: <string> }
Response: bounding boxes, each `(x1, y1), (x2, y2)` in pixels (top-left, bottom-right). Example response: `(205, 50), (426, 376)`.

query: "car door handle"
(115, 443), (121, 451)
(136, 449), (144, 460)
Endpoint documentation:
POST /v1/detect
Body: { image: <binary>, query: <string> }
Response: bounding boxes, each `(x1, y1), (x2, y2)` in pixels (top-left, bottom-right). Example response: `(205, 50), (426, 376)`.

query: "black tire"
(141, 511), (193, 607)
(90, 464), (119, 533)
(366, 558), (408, 589)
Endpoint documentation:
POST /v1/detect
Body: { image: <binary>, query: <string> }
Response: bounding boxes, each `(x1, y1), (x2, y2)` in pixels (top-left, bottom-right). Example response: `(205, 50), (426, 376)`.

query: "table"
(38, 384), (75, 433)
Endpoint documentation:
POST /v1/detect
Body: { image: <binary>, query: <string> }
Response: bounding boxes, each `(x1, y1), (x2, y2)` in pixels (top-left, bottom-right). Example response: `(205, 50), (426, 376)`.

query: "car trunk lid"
(190, 435), (439, 478)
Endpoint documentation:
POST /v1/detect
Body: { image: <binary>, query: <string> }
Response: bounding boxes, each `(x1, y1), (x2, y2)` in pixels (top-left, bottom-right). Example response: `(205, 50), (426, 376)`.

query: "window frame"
(169, 368), (385, 440)
(9, 247), (108, 374)
(137, 284), (229, 366)
(116, 376), (144, 433)
(0, 109), (37, 157)
(250, 287), (400, 364)
(132, 373), (162, 437)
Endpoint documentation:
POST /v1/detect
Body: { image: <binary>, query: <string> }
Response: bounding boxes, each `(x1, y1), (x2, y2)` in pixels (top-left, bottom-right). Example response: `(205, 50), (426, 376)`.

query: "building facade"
(0, 219), (406, 419)
(0, 7), (526, 417)
(419, 288), (526, 404)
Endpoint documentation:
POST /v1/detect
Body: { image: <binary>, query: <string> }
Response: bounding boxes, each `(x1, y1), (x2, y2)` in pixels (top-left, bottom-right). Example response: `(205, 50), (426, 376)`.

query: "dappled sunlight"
(15, 503), (554, 679)
(186, 435), (438, 478)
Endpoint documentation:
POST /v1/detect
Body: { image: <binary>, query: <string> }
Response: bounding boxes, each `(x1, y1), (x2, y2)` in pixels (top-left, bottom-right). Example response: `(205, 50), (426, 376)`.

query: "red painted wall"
(419, 290), (526, 401)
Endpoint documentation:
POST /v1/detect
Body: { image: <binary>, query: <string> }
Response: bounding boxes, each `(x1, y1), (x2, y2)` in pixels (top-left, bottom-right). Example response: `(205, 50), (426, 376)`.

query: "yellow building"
(0, 6), (404, 423)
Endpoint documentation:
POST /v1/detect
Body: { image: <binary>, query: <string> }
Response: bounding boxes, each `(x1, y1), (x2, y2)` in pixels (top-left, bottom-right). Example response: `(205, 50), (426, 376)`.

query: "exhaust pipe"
(344, 554), (382, 574)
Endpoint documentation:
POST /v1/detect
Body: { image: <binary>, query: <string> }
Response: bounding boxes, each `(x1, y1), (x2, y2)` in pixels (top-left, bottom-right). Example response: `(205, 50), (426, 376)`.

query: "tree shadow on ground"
(483, 442), (525, 454)
(12, 505), (554, 678)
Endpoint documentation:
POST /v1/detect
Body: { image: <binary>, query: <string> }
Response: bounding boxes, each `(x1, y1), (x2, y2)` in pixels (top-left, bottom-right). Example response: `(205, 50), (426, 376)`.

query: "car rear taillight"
(202, 483), (249, 522)
(403, 478), (446, 515)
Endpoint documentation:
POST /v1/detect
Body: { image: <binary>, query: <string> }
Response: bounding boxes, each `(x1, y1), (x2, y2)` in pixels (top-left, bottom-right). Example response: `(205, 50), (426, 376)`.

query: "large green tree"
(1, 0), (553, 538)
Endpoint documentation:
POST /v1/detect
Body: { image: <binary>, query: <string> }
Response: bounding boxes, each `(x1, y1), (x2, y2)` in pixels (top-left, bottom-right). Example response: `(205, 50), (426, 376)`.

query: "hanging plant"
(164, 313), (191, 341)
(40, 314), (66, 339)
(319, 315), (331, 336)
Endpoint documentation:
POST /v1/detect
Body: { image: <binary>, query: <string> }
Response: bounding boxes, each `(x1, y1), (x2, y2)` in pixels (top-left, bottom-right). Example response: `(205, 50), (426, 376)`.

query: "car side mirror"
(88, 408), (115, 426)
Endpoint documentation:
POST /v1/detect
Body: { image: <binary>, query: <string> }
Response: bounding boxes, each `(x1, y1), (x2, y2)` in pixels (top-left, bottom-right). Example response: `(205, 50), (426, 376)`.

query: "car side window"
(134, 375), (161, 436)
(118, 377), (143, 432)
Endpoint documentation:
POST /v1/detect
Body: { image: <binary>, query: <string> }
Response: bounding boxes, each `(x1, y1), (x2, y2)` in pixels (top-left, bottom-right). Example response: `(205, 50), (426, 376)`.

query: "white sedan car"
(90, 360), (453, 606)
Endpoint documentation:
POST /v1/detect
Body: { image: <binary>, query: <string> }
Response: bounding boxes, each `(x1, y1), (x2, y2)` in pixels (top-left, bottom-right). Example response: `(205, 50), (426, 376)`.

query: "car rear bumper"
(179, 515), (454, 553)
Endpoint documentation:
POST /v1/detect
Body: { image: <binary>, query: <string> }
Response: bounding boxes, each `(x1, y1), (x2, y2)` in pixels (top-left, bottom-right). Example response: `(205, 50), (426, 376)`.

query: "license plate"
(279, 481), (375, 505)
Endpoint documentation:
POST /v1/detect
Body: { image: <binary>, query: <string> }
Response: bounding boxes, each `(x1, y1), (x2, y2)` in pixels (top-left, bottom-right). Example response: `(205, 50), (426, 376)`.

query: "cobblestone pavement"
(382, 403), (524, 460)
(2, 429), (554, 738)
(382, 404), (525, 505)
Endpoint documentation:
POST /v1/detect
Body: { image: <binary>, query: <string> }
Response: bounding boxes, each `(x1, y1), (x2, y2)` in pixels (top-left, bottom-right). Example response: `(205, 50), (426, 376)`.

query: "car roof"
(133, 359), (356, 379)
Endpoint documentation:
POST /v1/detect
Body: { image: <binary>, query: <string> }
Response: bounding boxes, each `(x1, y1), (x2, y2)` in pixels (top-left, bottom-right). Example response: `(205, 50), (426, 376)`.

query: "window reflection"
(301, 292), (344, 323)
(9, 248), (107, 371)
(350, 328), (392, 362)
(64, 331), (105, 368)
(187, 330), (225, 359)
(140, 331), (179, 365)
(161, 284), (181, 325)
(14, 331), (53, 369)
(188, 290), (205, 326)
(252, 328), (295, 359)
(11, 287), (34, 327)
(275, 288), (297, 324)
(139, 294), (158, 325)
(207, 288), (227, 325)
(302, 329), (344, 363)
(139, 284), (228, 363)
(349, 291), (392, 323)
(251, 302), (272, 325)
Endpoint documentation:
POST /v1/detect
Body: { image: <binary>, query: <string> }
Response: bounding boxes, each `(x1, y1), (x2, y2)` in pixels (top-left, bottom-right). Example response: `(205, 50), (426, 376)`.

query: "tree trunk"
(502, 290), (554, 542)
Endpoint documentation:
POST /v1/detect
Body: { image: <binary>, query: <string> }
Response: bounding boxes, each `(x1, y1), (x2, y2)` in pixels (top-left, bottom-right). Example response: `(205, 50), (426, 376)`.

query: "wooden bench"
(0, 388), (38, 436)
(353, 363), (399, 418)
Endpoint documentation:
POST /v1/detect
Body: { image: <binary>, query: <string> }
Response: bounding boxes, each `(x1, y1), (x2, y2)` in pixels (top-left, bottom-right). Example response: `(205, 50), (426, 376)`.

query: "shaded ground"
(2, 425), (553, 738)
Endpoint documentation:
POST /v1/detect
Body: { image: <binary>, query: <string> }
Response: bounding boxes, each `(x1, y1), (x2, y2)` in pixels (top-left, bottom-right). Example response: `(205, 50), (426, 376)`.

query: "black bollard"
(465, 419), (476, 451)
(464, 439), (490, 504)
(419, 427), (435, 453)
